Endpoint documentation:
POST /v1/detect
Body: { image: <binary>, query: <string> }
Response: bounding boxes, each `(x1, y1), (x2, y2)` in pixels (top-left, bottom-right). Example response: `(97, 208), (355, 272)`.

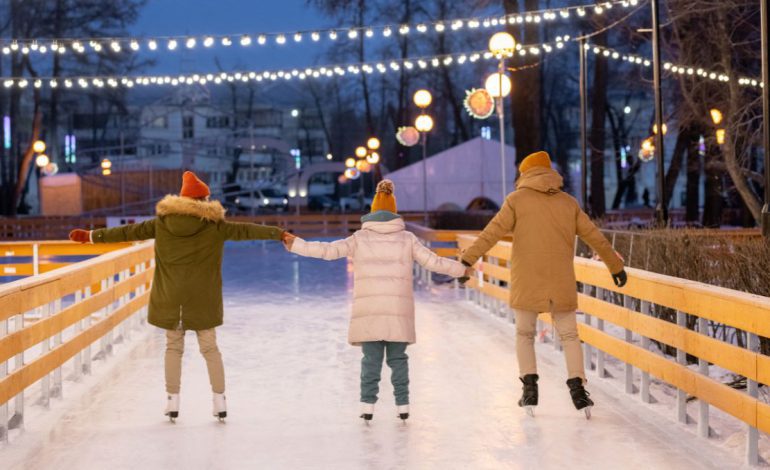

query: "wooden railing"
(452, 233), (770, 466)
(1, 241), (132, 278)
(0, 241), (154, 442)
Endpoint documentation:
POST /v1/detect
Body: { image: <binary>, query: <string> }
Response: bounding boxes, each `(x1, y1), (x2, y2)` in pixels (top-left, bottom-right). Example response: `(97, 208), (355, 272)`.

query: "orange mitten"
(69, 229), (91, 244)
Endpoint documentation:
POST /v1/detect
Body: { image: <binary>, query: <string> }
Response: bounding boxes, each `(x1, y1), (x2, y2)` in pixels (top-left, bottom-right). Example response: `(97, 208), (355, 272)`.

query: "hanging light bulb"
(345, 157), (356, 168)
(413, 89), (432, 108)
(366, 152), (380, 164)
(355, 146), (367, 158)
(35, 154), (49, 168)
(167, 39), (178, 50)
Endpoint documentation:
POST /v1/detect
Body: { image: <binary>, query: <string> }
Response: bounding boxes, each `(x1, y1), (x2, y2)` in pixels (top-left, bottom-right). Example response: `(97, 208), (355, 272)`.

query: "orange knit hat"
(518, 151), (552, 174)
(180, 171), (210, 198)
(371, 179), (397, 213)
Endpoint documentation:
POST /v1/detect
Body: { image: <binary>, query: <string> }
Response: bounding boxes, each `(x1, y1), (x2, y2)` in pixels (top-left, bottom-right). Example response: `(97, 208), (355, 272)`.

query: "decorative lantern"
(464, 88), (495, 119)
(396, 126), (420, 147)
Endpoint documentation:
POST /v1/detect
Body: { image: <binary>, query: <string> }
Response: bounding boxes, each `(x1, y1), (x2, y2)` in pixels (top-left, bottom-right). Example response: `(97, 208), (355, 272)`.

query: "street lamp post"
(651, 0), (668, 227)
(487, 32), (515, 202)
(414, 89), (433, 225)
(761, 0), (770, 238)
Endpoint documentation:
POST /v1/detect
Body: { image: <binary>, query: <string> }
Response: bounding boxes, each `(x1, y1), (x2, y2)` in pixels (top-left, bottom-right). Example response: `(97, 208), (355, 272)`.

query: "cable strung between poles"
(0, 0), (642, 58)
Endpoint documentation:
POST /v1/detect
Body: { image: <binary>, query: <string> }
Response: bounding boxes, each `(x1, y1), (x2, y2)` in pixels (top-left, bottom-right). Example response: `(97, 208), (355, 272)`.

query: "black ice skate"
(566, 377), (594, 419)
(360, 403), (374, 423)
(518, 374), (539, 417)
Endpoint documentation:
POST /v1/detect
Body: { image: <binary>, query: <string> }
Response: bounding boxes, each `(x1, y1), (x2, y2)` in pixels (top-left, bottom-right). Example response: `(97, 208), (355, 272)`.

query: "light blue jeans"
(360, 341), (409, 406)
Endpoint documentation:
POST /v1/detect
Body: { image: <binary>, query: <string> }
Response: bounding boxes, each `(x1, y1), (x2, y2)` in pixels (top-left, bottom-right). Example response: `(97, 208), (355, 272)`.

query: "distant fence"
(0, 241), (154, 442)
(0, 213), (427, 241)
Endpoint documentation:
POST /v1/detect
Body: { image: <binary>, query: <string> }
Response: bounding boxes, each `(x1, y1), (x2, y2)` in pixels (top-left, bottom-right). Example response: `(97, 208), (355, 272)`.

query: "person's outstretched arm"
(575, 207), (627, 287)
(72, 219), (157, 244)
(287, 235), (355, 260)
(219, 221), (284, 241)
(410, 233), (468, 277)
(460, 194), (515, 266)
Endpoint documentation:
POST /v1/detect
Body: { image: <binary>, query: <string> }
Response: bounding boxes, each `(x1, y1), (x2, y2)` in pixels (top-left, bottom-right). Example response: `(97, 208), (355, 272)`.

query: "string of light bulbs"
(0, 36), (575, 89)
(0, 0), (640, 57)
(585, 43), (764, 89)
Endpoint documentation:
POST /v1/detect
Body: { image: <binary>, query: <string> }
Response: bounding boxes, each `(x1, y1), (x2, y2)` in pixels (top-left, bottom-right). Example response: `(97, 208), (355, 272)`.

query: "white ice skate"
(360, 403), (374, 423)
(213, 393), (227, 422)
(397, 404), (409, 423)
(165, 393), (179, 422)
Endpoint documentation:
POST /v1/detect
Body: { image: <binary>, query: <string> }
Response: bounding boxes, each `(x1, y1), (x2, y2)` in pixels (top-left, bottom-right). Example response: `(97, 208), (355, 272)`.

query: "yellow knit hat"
(518, 151), (552, 174)
(371, 179), (397, 213)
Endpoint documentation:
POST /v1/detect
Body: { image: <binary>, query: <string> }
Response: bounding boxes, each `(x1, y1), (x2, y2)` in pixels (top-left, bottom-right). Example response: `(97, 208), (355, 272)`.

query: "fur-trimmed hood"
(156, 195), (226, 222)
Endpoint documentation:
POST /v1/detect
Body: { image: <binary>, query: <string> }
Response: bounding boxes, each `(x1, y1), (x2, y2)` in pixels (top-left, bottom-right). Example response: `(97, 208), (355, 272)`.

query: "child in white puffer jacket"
(282, 180), (471, 422)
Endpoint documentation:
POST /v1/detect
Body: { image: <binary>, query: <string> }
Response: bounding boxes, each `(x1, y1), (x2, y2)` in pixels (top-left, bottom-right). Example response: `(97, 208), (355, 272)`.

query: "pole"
(761, 0), (770, 237)
(422, 132), (428, 226)
(579, 37), (589, 212)
(498, 58), (507, 201)
(651, 0), (668, 226)
(120, 130), (125, 215)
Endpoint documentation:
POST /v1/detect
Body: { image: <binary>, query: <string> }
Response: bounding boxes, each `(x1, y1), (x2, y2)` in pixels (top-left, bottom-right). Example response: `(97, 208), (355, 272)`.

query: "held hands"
(612, 269), (628, 288)
(69, 229), (91, 244)
(281, 231), (297, 251)
(458, 260), (477, 284)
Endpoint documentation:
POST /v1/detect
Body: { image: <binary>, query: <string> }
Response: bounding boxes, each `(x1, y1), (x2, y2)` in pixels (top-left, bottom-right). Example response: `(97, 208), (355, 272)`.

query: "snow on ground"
(1, 241), (748, 469)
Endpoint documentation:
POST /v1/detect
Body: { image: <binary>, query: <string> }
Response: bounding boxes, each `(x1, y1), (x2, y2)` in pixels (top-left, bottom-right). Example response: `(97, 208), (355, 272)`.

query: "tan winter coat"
(290, 214), (466, 345)
(461, 167), (624, 313)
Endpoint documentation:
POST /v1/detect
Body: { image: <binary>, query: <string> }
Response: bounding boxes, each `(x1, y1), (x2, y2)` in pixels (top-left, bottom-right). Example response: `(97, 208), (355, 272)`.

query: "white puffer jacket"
(290, 214), (466, 345)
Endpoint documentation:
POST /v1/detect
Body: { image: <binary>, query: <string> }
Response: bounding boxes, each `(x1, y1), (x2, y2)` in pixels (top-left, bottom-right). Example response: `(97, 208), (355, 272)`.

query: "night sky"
(131, 0), (332, 74)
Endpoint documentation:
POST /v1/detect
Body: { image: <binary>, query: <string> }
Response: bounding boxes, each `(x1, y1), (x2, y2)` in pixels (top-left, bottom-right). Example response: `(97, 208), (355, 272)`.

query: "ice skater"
(282, 179), (472, 423)
(460, 151), (627, 419)
(68, 171), (285, 423)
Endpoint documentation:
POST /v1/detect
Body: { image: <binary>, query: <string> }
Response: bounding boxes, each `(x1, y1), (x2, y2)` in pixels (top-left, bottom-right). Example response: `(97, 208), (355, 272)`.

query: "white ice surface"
(2, 241), (747, 469)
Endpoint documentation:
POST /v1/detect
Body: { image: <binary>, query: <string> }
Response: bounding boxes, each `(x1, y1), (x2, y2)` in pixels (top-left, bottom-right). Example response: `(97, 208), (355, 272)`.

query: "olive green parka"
(91, 195), (284, 330)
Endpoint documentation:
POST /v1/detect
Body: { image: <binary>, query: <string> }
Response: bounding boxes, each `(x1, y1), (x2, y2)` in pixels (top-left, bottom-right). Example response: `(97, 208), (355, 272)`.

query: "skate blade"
(165, 411), (178, 423)
(583, 406), (592, 420)
(214, 411), (227, 422)
(524, 406), (535, 417)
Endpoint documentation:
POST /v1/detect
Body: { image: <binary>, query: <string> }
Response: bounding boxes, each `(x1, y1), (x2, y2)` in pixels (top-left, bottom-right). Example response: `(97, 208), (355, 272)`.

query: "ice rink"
(3, 242), (743, 469)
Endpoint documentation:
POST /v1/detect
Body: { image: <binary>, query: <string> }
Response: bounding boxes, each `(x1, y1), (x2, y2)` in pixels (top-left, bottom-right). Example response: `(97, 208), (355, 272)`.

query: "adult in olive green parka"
(69, 171), (284, 421)
(89, 192), (283, 330)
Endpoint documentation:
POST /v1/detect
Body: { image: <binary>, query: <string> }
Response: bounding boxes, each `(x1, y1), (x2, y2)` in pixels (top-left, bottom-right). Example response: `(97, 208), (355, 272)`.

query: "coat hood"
(361, 215), (405, 234)
(155, 195), (226, 237)
(516, 167), (564, 195)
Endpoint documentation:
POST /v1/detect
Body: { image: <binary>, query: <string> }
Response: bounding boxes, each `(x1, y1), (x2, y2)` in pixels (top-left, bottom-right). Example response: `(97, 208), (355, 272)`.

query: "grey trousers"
(360, 341), (409, 406)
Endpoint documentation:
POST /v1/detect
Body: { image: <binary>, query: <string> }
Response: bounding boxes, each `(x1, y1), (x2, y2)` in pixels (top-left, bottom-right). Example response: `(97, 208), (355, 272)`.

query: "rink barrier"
(0, 241), (132, 278)
(0, 241), (154, 443)
(453, 233), (770, 467)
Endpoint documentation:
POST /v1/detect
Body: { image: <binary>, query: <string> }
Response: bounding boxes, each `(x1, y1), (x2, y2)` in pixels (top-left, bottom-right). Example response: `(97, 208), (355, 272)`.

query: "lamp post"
(650, 0), (668, 227)
(487, 31), (515, 202)
(414, 89), (433, 225)
(761, 0), (770, 238)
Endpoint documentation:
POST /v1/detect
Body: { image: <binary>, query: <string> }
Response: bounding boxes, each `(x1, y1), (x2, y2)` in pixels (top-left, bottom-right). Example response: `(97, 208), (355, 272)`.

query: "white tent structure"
(386, 137), (517, 211)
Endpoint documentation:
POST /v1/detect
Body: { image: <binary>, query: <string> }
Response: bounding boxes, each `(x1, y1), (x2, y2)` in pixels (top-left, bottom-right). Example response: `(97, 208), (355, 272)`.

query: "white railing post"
(640, 300), (652, 403)
(32, 243), (39, 276)
(676, 310), (689, 424)
(424, 241), (432, 287)
(623, 294), (634, 394)
(11, 311), (25, 430)
(596, 288), (606, 378)
(0, 317), (7, 443)
(83, 286), (93, 374)
(697, 316), (710, 438)
(582, 284), (593, 373)
(747, 331), (760, 466)
(51, 299), (63, 399)
(72, 289), (83, 381)
(39, 303), (51, 408)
